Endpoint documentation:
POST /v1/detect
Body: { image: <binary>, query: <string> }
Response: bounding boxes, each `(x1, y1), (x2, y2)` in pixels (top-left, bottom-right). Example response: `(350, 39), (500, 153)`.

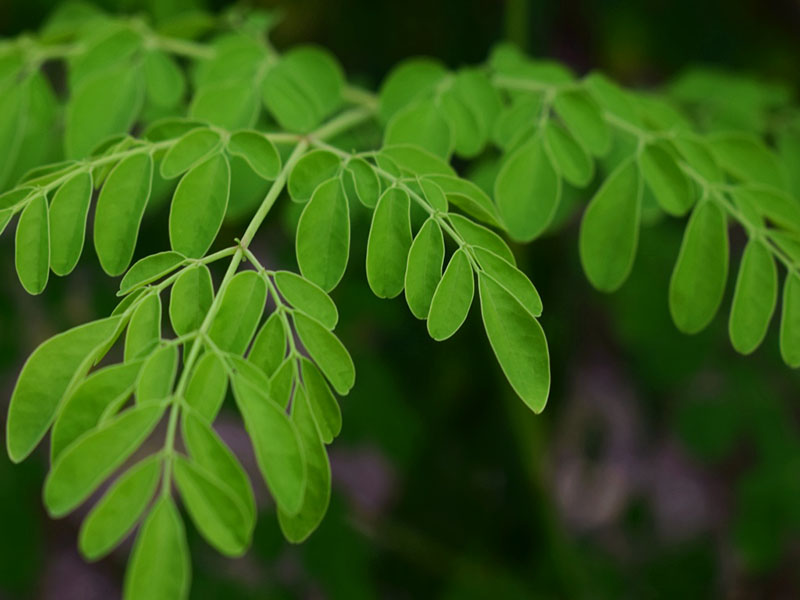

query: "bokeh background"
(1, 0), (800, 598)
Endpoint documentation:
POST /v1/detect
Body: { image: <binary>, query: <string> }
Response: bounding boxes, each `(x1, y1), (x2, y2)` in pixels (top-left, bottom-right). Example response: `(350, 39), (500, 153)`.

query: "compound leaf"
(288, 150), (341, 202)
(169, 265), (214, 336)
(405, 217), (445, 319)
(249, 313), (287, 378)
(274, 271), (338, 329)
(639, 142), (694, 216)
(184, 352), (228, 422)
(227, 130), (281, 180)
(15, 193), (49, 294)
(119, 251), (185, 296)
(160, 128), (222, 180)
(208, 271), (266, 355)
(366, 187), (412, 298)
(124, 293), (161, 361)
(49, 171), (93, 276)
(427, 248), (474, 340)
(293, 311), (355, 395)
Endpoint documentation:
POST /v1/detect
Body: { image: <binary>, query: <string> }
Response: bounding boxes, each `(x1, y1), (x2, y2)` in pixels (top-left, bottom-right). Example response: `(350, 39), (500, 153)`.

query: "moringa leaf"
(366, 187), (412, 298)
(160, 128), (222, 180)
(425, 174), (503, 228)
(448, 213), (516, 265)
(639, 142), (694, 216)
(299, 358), (341, 444)
(119, 251), (185, 296)
(227, 130), (281, 180)
(288, 150), (341, 202)
(249, 313), (287, 378)
(144, 49), (185, 108)
(342, 157), (380, 208)
(293, 311), (355, 395)
(378, 58), (447, 123)
(208, 271), (266, 355)
(124, 293), (161, 361)
(185, 352), (228, 422)
(543, 120), (594, 187)
(190, 80), (258, 130)
(552, 88), (610, 156)
(729, 239), (777, 354)
(136, 345), (178, 404)
(169, 265), (214, 336)
(49, 171), (93, 276)
(384, 100), (452, 158)
(274, 270), (338, 329)
(474, 247), (542, 317)
(427, 248), (475, 341)
(15, 194), (49, 294)
(405, 217), (445, 319)
(708, 133), (787, 190)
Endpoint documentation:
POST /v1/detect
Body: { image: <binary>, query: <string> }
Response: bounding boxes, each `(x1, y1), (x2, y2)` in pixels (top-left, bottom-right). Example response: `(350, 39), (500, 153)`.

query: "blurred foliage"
(1, 0), (799, 598)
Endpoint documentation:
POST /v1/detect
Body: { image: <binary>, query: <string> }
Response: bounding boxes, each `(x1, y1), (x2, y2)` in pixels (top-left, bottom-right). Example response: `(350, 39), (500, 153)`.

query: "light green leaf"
(232, 373), (306, 514)
(366, 187), (412, 298)
(6, 316), (121, 463)
(169, 153), (230, 258)
(427, 249), (475, 341)
(160, 128), (222, 180)
(543, 120), (594, 187)
(639, 142), (694, 216)
(379, 144), (456, 177)
(495, 137), (561, 241)
(669, 200), (729, 334)
(49, 171), (92, 276)
(552, 89), (610, 156)
(384, 99), (452, 158)
(673, 137), (722, 183)
(426, 174), (503, 228)
(405, 217), (445, 319)
(174, 455), (252, 556)
(79, 456), (161, 561)
(0, 187), (33, 211)
(262, 46), (344, 132)
(65, 63), (144, 159)
(123, 498), (190, 600)
(342, 157), (380, 208)
(734, 185), (800, 233)
(144, 49), (185, 108)
(474, 247), (542, 317)
(169, 265), (213, 336)
(249, 313), (287, 378)
(419, 178), (448, 212)
(584, 71), (642, 127)
(293, 311), (355, 395)
(51, 361), (142, 462)
(44, 403), (164, 517)
(124, 293), (161, 361)
(227, 130), (281, 180)
(579, 159), (642, 292)
(492, 95), (541, 151)
(708, 133), (787, 189)
(288, 150), (341, 202)
(190, 80), (258, 130)
(137, 345), (177, 404)
(94, 152), (153, 276)
(15, 194), (49, 294)
(274, 271), (338, 329)
(185, 352), (228, 422)
(277, 386), (331, 542)
(780, 272), (800, 367)
(208, 270), (266, 354)
(729, 239), (777, 354)
(478, 272), (550, 413)
(440, 68), (501, 158)
(295, 177), (350, 292)
(182, 411), (255, 522)
(448, 213), (516, 265)
(299, 358), (341, 444)
(378, 58), (447, 122)
(268, 358), (294, 410)
(67, 25), (141, 88)
(119, 251), (186, 296)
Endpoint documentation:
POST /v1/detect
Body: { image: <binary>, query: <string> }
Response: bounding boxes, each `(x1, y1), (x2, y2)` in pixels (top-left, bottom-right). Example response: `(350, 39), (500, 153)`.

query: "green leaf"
(277, 386), (331, 542)
(94, 152), (153, 276)
(639, 142), (694, 216)
(0, 187), (34, 211)
(15, 194), (49, 294)
(404, 218), (445, 319)
(136, 345), (178, 404)
(733, 185), (800, 233)
(440, 68), (501, 158)
(495, 137), (561, 241)
(190, 80), (258, 130)
(419, 178), (449, 212)
(44, 403), (164, 517)
(51, 361), (142, 462)
(579, 159), (642, 292)
(6, 316), (121, 463)
(79, 456), (161, 561)
(384, 100), (452, 158)
(227, 130), (281, 180)
(478, 272), (550, 413)
(232, 372), (306, 514)
(274, 271), (338, 329)
(729, 239), (777, 354)
(67, 25), (141, 88)
(299, 358), (341, 444)
(425, 174), (503, 228)
(543, 120), (594, 187)
(293, 311), (355, 395)
(552, 89), (610, 156)
(708, 133), (787, 189)
(170, 265), (214, 336)
(366, 187), (412, 298)
(268, 358), (295, 410)
(144, 117), (204, 143)
(160, 128), (222, 180)
(124, 293), (161, 361)
(49, 171), (93, 276)
(174, 455), (252, 556)
(474, 247), (542, 317)
(182, 411), (255, 521)
(378, 57), (447, 122)
(427, 248), (475, 341)
(119, 251), (186, 296)
(492, 95), (541, 151)
(185, 352), (228, 422)
(780, 272), (800, 367)
(673, 137), (722, 183)
(262, 46), (344, 132)
(584, 71), (642, 127)
(144, 50), (185, 108)
(295, 177), (350, 292)
(65, 63), (144, 159)
(249, 313), (287, 378)
(669, 200), (729, 334)
(378, 144), (455, 177)
(123, 498), (190, 600)
(448, 213), (516, 265)
(208, 271), (267, 354)
(343, 157), (380, 208)
(169, 153), (230, 258)
(288, 150), (342, 202)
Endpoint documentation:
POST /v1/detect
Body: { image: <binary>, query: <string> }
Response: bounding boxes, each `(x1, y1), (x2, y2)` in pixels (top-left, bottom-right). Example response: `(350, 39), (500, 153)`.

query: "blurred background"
(1, 0), (800, 598)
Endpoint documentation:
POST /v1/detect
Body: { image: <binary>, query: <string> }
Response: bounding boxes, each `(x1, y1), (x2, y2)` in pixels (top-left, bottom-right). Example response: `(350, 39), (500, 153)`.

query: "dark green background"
(1, 1), (799, 598)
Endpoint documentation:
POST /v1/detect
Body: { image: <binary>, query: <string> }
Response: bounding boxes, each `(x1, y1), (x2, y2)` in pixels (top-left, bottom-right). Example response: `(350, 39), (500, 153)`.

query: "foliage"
(1, 3), (799, 598)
